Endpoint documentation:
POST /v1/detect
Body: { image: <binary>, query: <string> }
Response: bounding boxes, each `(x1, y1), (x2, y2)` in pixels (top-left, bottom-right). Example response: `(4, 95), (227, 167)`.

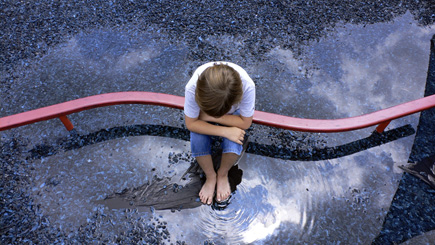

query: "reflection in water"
(23, 124), (416, 243)
(198, 184), (275, 243)
(23, 124), (416, 244)
(99, 148), (244, 212)
(0, 28), (188, 143)
(3, 11), (434, 245)
(252, 16), (432, 153)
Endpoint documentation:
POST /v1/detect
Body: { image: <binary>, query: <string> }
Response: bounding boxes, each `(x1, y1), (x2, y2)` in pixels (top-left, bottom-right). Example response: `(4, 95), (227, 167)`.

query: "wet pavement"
(1, 1), (435, 244)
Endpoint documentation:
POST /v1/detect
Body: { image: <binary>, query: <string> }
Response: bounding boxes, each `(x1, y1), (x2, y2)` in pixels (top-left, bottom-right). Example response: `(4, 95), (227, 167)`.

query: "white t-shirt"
(184, 62), (256, 118)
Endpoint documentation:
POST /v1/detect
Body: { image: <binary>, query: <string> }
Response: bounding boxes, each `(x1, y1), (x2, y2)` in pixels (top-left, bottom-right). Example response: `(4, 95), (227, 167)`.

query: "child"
(184, 62), (256, 205)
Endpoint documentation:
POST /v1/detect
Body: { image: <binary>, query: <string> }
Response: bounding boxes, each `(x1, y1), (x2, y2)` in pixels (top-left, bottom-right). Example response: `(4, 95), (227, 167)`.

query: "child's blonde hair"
(195, 64), (243, 118)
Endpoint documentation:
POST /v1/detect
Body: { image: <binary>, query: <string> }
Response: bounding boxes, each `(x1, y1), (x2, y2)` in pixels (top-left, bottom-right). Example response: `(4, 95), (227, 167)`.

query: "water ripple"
(195, 183), (278, 243)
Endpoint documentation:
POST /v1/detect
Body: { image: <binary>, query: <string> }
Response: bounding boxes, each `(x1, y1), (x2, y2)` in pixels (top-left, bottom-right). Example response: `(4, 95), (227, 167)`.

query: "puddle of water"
(28, 133), (411, 244)
(252, 12), (433, 149)
(157, 137), (411, 244)
(2, 11), (435, 245)
(28, 135), (191, 233)
(157, 13), (432, 243)
(254, 12), (432, 119)
(0, 28), (189, 144)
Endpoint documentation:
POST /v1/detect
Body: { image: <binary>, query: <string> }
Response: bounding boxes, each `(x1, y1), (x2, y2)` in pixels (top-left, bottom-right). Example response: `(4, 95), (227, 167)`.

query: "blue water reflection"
(1, 10), (434, 244)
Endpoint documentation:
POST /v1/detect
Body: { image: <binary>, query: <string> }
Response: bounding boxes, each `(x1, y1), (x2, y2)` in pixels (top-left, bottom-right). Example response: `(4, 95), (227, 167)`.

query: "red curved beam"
(0, 92), (184, 131)
(1, 91), (435, 133)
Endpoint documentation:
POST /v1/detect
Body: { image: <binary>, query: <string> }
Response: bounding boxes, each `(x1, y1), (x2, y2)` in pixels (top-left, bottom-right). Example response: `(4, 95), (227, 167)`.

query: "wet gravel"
(1, 0), (435, 244)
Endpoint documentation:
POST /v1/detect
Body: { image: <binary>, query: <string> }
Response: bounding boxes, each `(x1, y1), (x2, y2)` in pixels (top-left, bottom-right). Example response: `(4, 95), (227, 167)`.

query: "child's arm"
(185, 115), (246, 145)
(199, 112), (253, 130)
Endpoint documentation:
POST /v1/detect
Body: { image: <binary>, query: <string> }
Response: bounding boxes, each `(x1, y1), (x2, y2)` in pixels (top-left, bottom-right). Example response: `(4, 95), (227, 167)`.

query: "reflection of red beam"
(1, 91), (435, 133)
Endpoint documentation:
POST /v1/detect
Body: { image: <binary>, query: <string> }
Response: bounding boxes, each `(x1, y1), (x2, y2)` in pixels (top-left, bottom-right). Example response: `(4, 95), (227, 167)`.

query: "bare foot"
(199, 174), (216, 205)
(216, 174), (231, 202)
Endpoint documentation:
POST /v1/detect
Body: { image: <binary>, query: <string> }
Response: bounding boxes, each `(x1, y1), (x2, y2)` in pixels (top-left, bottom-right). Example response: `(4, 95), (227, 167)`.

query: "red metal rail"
(1, 91), (435, 133)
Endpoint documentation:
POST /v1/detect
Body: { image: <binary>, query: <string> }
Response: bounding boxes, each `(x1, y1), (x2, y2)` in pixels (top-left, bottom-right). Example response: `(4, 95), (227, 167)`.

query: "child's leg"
(216, 153), (238, 202)
(190, 131), (215, 205)
(217, 138), (243, 202)
(196, 155), (216, 205)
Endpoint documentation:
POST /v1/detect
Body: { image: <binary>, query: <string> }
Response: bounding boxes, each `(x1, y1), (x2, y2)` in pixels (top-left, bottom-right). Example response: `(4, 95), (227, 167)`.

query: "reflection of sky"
(29, 134), (411, 243)
(181, 12), (433, 243)
(238, 13), (433, 243)
(3, 11), (435, 244)
(255, 12), (433, 120)
(0, 29), (189, 142)
(29, 136), (191, 232)
(238, 144), (405, 243)
(309, 14), (431, 117)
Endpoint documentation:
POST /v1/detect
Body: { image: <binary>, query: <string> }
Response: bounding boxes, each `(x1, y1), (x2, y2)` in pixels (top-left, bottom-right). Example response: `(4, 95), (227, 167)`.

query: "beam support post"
(59, 115), (74, 131)
(376, 120), (391, 133)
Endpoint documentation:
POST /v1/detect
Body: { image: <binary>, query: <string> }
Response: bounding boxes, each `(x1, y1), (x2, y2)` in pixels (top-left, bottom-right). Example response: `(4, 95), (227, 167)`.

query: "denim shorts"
(190, 131), (243, 157)
(190, 111), (243, 157)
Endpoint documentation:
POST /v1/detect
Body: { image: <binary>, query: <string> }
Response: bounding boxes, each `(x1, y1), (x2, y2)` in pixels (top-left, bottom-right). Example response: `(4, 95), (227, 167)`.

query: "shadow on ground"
(27, 124), (415, 162)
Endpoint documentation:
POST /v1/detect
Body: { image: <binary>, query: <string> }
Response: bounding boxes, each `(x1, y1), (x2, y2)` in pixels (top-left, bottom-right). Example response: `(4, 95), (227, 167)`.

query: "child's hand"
(224, 127), (245, 145)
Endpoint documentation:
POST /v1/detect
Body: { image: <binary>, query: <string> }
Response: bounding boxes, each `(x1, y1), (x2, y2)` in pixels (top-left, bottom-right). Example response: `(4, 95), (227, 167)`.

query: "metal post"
(376, 120), (391, 133)
(59, 115), (74, 131)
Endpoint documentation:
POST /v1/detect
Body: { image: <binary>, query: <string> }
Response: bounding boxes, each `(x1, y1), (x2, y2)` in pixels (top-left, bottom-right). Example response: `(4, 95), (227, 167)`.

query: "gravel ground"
(1, 1), (435, 244)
